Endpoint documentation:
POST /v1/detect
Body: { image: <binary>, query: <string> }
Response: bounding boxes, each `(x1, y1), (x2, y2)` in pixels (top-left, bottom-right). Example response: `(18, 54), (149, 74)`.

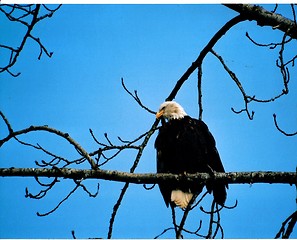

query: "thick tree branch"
(0, 168), (296, 185)
(224, 4), (297, 39)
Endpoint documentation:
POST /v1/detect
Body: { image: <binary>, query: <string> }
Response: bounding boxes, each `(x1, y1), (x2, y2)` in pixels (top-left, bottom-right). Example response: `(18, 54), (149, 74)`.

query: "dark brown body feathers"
(155, 116), (227, 207)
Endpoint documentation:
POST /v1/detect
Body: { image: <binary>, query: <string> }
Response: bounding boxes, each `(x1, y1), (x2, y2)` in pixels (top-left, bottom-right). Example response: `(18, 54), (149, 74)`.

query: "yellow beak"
(156, 109), (164, 119)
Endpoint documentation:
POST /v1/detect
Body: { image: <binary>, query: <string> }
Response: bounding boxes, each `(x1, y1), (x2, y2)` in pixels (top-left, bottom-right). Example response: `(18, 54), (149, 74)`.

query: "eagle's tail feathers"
(171, 190), (193, 209)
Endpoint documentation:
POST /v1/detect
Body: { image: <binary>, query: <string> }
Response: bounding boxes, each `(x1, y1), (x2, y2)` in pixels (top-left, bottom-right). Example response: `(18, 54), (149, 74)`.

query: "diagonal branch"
(210, 49), (255, 120)
(107, 120), (159, 238)
(121, 78), (156, 115)
(224, 4), (297, 39)
(275, 210), (297, 238)
(166, 15), (246, 102)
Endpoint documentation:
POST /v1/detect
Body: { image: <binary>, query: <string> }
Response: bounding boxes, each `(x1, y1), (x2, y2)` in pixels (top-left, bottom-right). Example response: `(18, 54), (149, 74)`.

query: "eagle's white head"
(156, 101), (187, 120)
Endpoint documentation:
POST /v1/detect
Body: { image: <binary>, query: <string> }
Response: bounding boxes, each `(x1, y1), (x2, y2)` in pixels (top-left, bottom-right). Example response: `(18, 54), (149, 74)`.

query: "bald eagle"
(155, 101), (227, 209)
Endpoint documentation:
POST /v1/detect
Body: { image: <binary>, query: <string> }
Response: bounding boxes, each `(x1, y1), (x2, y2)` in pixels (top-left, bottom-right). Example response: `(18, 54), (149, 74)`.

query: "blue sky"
(0, 4), (297, 238)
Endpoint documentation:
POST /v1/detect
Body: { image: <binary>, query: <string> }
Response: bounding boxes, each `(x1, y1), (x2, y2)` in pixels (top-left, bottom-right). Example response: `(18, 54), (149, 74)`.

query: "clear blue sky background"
(0, 4), (296, 238)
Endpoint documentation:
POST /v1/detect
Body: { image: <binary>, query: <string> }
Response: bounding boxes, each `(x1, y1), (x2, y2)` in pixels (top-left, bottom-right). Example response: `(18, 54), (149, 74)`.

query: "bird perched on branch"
(154, 101), (227, 209)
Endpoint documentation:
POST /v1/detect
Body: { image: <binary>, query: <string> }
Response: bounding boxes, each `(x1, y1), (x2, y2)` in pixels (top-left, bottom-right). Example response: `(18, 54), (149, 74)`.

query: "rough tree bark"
(224, 4), (297, 40)
(0, 168), (296, 185)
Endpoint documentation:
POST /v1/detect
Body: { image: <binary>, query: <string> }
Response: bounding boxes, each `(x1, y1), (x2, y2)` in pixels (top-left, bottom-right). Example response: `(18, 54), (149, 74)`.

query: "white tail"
(171, 190), (193, 209)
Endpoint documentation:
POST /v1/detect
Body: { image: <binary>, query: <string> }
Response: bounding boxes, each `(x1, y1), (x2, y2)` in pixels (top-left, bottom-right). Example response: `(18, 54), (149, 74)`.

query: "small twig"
(74, 179), (100, 198)
(190, 191), (209, 210)
(223, 199), (238, 209)
(29, 34), (54, 59)
(25, 177), (59, 199)
(178, 220), (203, 238)
(210, 49), (255, 120)
(273, 114), (297, 136)
(71, 230), (76, 239)
(37, 180), (80, 217)
(272, 4), (278, 13)
(121, 78), (156, 115)
(154, 227), (175, 239)
(117, 136), (130, 144)
(104, 133), (114, 146)
(143, 184), (155, 190)
(275, 210), (297, 238)
(0, 111), (14, 133)
(246, 32), (292, 49)
(34, 176), (57, 187)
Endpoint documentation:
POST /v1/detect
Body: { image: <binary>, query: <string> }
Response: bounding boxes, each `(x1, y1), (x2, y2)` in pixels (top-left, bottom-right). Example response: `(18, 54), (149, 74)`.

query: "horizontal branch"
(0, 168), (296, 185)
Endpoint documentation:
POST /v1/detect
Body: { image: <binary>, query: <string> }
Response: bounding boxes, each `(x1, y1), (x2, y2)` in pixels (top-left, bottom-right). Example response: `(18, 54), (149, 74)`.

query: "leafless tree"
(0, 4), (296, 239)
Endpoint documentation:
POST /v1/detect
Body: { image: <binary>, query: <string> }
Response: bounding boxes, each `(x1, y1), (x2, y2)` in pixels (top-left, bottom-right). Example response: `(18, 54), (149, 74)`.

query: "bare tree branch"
(121, 78), (156, 115)
(0, 120), (97, 169)
(0, 168), (296, 185)
(154, 226), (175, 239)
(273, 114), (297, 136)
(224, 4), (297, 40)
(36, 180), (80, 217)
(275, 210), (297, 238)
(210, 49), (255, 120)
(107, 119), (159, 238)
(0, 4), (62, 77)
(166, 15), (247, 102)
